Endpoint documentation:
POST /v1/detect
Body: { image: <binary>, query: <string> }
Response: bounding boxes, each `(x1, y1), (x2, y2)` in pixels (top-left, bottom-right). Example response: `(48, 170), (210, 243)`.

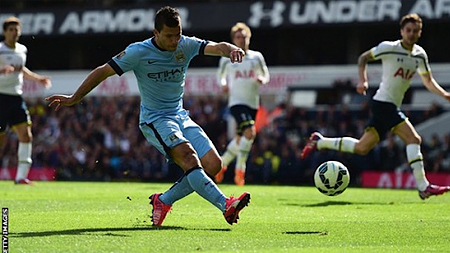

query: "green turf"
(1, 181), (449, 252)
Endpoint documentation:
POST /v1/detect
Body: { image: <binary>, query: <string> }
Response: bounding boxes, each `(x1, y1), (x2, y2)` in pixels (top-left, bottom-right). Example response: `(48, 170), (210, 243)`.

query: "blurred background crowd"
(1, 95), (448, 185)
(2, 0), (450, 185)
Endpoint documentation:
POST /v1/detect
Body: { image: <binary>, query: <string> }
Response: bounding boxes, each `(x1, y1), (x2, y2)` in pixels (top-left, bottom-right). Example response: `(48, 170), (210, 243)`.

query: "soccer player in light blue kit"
(46, 6), (250, 226)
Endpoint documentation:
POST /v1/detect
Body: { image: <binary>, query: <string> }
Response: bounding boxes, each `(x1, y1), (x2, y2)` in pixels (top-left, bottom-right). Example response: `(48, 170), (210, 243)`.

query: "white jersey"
(217, 49), (269, 109)
(371, 40), (430, 107)
(0, 41), (27, 95)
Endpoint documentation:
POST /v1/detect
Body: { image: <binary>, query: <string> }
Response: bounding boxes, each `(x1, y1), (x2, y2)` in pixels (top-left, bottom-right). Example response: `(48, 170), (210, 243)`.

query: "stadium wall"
(361, 171), (450, 188)
(25, 64), (450, 110)
(0, 168), (56, 181)
(24, 63), (450, 96)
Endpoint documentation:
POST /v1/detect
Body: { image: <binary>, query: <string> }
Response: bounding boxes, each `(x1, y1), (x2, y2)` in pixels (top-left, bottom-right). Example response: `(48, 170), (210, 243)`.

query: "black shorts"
(0, 93), (31, 133)
(366, 99), (407, 139)
(229, 105), (257, 135)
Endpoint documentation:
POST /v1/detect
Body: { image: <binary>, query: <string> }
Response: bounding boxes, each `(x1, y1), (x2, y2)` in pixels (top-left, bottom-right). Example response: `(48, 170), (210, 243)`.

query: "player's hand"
(0, 65), (14, 74)
(356, 81), (368, 95)
(222, 85), (229, 93)
(39, 77), (52, 89)
(230, 48), (245, 63)
(256, 76), (264, 84)
(45, 94), (77, 111)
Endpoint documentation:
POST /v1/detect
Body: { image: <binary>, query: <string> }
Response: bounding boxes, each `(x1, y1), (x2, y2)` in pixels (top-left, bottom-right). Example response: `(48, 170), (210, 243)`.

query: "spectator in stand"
(2, 94), (448, 183)
(378, 133), (404, 171)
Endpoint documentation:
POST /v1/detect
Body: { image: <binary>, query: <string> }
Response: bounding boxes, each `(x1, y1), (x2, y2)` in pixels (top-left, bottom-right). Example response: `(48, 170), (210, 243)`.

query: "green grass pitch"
(1, 181), (449, 252)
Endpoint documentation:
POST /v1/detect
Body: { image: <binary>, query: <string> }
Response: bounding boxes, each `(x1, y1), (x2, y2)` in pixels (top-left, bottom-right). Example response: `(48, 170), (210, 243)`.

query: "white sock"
(317, 137), (357, 153)
(15, 142), (32, 181)
(236, 137), (253, 172)
(222, 138), (238, 167)
(406, 144), (429, 191)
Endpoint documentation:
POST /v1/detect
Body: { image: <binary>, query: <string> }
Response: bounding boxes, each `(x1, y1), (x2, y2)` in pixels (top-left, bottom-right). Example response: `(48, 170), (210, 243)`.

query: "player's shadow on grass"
(285, 200), (391, 207)
(10, 226), (231, 238)
(283, 231), (328, 236)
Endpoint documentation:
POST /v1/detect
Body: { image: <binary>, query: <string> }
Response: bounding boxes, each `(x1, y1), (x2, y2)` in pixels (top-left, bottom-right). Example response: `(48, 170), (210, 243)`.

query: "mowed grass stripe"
(1, 181), (449, 252)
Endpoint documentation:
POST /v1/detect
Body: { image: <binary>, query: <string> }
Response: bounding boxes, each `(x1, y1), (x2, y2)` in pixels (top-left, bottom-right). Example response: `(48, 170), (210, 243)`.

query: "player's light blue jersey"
(108, 35), (208, 123)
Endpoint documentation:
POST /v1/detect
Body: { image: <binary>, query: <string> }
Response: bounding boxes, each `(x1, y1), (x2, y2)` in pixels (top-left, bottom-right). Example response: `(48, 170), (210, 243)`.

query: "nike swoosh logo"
(148, 60), (157, 64)
(204, 181), (211, 186)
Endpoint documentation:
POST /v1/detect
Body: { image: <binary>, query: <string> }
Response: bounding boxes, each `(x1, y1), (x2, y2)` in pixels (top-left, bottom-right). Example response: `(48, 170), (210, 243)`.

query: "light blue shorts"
(139, 110), (214, 161)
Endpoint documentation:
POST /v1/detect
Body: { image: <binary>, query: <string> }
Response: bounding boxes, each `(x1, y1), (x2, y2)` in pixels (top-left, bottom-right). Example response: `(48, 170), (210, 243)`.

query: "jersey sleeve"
(417, 47), (431, 75)
(108, 43), (141, 76)
(21, 44), (28, 55)
(183, 36), (208, 59)
(371, 41), (392, 60)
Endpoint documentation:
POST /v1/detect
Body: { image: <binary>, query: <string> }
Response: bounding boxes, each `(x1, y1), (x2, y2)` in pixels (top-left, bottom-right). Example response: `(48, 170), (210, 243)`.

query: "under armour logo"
(249, 1), (285, 27)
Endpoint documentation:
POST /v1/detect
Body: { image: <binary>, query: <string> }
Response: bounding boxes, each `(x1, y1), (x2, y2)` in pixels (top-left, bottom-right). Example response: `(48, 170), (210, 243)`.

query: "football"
(314, 161), (350, 196)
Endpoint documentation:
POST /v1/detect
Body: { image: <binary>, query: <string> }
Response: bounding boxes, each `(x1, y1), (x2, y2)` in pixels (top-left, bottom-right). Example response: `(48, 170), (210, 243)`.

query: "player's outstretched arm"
(356, 49), (374, 95)
(23, 66), (52, 89)
(204, 42), (245, 63)
(46, 63), (116, 111)
(420, 72), (450, 102)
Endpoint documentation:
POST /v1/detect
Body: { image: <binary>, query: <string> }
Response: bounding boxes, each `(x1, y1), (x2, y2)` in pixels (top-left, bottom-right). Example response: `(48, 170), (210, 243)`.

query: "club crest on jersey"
(174, 52), (185, 63)
(115, 51), (126, 59)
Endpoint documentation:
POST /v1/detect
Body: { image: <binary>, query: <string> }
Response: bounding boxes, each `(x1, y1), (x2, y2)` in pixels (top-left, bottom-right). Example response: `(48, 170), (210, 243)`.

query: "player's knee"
(17, 129), (32, 142)
(212, 158), (222, 175)
(183, 151), (199, 164)
(20, 135), (32, 143)
(205, 156), (222, 175)
(404, 135), (421, 145)
(172, 147), (200, 170)
(242, 126), (256, 140)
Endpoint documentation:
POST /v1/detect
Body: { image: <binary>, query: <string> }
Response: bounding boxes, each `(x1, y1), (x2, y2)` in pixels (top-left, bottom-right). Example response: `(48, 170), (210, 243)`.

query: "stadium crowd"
(1, 95), (449, 185)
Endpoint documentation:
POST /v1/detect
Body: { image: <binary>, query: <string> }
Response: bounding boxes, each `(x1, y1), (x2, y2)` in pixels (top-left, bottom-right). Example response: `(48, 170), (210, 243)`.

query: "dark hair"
(400, 13), (422, 29)
(154, 6), (180, 32)
(3, 16), (21, 31)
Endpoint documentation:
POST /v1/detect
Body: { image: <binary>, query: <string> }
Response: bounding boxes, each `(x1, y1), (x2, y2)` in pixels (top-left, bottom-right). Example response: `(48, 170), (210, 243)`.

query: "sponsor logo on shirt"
(147, 67), (185, 82)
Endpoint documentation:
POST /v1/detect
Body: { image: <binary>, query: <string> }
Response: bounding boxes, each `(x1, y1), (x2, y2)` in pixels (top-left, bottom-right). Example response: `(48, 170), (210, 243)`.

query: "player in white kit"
(0, 17), (51, 184)
(301, 14), (450, 199)
(215, 23), (270, 186)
